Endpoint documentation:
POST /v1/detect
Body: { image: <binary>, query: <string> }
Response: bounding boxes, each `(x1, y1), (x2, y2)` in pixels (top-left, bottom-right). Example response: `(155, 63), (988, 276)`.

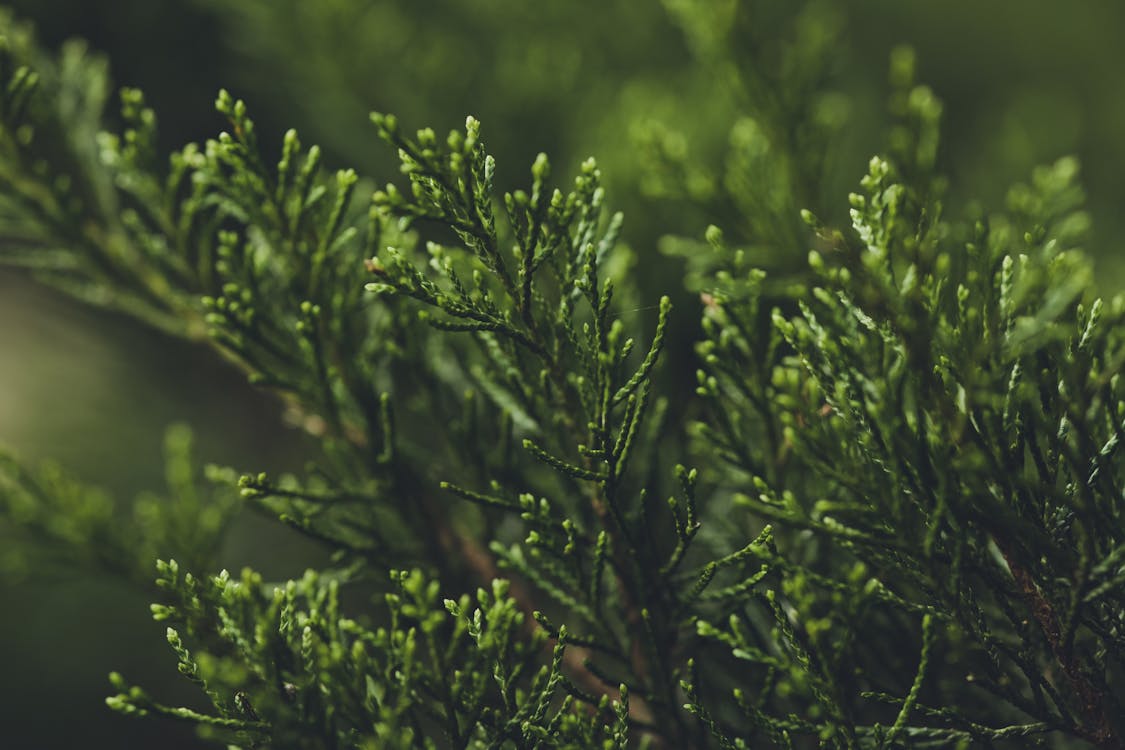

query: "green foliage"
(0, 424), (236, 582)
(2, 3), (1125, 749)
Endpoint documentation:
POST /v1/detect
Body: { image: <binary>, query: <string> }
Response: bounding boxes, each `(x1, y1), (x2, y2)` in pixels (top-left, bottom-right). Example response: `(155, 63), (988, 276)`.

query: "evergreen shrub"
(1, 4), (1122, 748)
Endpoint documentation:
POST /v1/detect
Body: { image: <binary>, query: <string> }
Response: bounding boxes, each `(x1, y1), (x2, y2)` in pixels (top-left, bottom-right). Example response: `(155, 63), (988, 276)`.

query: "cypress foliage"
(1, 5), (1123, 749)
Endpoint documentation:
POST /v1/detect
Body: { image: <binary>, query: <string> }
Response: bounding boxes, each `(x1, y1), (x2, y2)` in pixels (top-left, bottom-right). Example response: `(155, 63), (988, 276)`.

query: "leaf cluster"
(2, 5), (1124, 750)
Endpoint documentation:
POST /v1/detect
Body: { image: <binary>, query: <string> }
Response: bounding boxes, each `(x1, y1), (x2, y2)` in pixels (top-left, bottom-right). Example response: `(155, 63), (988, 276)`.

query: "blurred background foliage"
(1, 0), (1123, 746)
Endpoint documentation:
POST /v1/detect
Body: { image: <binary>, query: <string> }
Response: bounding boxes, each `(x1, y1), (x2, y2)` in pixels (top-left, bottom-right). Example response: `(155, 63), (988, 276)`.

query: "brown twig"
(996, 537), (1121, 750)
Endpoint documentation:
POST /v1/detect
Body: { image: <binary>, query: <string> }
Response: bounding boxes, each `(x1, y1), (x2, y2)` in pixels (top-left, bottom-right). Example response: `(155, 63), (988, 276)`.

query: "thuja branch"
(367, 113), (692, 737)
(4, 9), (1125, 748)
